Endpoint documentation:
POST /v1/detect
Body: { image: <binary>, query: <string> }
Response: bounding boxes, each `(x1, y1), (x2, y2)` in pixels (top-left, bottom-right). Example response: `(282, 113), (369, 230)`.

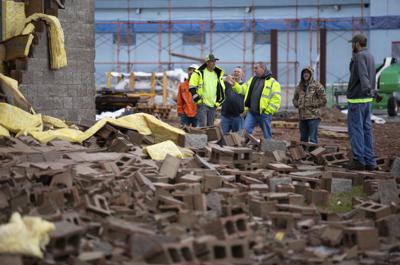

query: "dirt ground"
(270, 121), (400, 158)
(270, 107), (400, 158)
(169, 107), (400, 158)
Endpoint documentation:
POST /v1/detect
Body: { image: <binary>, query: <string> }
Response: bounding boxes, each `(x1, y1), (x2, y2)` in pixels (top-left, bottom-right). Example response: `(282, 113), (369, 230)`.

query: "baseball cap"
(205, 54), (219, 62)
(349, 34), (367, 43)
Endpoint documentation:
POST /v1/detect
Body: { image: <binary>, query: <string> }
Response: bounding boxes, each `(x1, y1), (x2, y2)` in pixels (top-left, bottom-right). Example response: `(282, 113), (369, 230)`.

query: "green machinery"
(374, 57), (400, 116)
(331, 57), (400, 116)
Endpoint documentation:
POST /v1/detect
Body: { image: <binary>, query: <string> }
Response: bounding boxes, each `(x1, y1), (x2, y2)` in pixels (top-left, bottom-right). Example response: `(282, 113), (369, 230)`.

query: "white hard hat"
(188, 64), (198, 70)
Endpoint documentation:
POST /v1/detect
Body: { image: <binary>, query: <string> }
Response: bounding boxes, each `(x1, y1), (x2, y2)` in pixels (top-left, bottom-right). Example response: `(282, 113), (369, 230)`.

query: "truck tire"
(388, 96), (398, 117)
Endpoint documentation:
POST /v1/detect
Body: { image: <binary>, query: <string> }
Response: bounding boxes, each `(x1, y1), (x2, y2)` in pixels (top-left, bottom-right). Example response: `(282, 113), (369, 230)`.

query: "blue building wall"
(94, 0), (400, 88)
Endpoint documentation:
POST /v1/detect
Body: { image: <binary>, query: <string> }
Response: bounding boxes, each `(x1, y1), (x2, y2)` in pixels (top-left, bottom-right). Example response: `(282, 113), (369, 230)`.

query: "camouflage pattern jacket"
(292, 67), (327, 120)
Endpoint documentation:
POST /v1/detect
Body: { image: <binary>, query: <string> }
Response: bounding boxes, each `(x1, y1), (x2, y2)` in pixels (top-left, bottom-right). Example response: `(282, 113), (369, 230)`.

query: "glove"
(189, 87), (201, 103)
(372, 90), (383, 103)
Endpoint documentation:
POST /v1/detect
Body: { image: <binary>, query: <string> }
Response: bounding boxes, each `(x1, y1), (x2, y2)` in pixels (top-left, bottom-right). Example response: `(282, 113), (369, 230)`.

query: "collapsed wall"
(12, 0), (96, 124)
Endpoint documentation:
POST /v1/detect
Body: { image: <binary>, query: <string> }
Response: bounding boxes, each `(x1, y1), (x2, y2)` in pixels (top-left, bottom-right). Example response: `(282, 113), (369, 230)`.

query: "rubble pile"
(0, 124), (400, 265)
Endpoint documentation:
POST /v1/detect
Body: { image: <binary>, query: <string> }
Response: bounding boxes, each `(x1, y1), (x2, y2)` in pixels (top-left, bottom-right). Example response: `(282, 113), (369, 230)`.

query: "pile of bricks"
(0, 126), (400, 265)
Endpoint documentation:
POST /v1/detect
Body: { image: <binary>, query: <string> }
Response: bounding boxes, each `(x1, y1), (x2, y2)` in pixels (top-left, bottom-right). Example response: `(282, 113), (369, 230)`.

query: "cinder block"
(270, 211), (301, 232)
(260, 138), (287, 152)
(249, 199), (276, 218)
(358, 201), (391, 220)
(181, 133), (208, 149)
(343, 227), (380, 250)
(390, 157), (400, 176)
(321, 152), (348, 166)
(330, 178), (352, 193)
(108, 137), (134, 153)
(268, 176), (292, 192)
(288, 145), (306, 160)
(321, 227), (343, 246)
(103, 217), (155, 250)
(159, 154), (181, 180)
(48, 221), (84, 260)
(145, 241), (198, 264)
(306, 189), (329, 206)
(202, 238), (250, 264)
(203, 214), (251, 239)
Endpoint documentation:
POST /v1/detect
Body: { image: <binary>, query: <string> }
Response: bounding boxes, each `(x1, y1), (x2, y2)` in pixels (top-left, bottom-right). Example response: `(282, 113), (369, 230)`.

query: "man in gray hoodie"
(347, 34), (376, 171)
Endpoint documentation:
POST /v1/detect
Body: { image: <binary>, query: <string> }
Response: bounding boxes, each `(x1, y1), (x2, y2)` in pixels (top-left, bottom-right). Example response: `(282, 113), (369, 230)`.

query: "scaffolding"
(95, 2), (374, 108)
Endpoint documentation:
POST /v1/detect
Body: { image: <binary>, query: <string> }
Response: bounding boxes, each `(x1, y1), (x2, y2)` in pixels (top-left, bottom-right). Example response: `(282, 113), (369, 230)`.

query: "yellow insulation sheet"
(25, 14), (67, 69)
(0, 104), (185, 147)
(0, 73), (32, 112)
(2, 0), (26, 41)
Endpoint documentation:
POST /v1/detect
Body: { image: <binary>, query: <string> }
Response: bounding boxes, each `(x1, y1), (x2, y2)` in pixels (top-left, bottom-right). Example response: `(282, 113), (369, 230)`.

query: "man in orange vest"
(177, 64), (199, 127)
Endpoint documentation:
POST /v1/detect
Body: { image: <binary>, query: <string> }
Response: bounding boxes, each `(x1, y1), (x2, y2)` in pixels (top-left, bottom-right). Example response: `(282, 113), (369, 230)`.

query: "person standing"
(228, 62), (281, 139)
(346, 34), (377, 171)
(292, 67), (327, 143)
(189, 54), (226, 127)
(177, 64), (199, 127)
(220, 67), (245, 134)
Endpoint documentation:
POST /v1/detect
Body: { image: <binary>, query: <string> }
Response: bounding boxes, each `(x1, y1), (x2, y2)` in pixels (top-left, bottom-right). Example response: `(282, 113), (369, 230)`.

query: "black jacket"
(221, 81), (244, 117)
(347, 48), (376, 100)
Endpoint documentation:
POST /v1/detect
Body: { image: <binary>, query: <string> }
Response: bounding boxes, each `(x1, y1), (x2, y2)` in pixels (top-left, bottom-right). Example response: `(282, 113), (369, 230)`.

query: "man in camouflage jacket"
(292, 67), (327, 143)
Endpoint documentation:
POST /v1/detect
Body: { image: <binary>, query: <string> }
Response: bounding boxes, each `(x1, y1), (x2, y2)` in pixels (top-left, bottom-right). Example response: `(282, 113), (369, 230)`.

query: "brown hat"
(349, 34), (367, 43)
(205, 54), (219, 62)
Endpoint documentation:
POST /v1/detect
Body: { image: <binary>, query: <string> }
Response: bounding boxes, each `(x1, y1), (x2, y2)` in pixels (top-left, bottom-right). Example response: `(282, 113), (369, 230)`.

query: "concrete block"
(182, 133), (208, 149)
(268, 176), (292, 192)
(343, 227), (380, 250)
(321, 227), (343, 246)
(48, 221), (84, 260)
(306, 189), (329, 206)
(260, 138), (287, 152)
(331, 178), (352, 193)
(378, 179), (399, 205)
(358, 201), (391, 220)
(159, 154), (181, 180)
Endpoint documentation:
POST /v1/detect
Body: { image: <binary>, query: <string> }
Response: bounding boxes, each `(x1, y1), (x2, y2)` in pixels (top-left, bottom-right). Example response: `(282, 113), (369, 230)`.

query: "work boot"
(347, 160), (365, 171)
(365, 165), (377, 171)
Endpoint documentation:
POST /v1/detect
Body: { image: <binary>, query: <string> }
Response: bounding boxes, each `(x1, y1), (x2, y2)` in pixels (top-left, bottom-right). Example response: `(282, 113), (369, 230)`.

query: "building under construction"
(95, 0), (400, 108)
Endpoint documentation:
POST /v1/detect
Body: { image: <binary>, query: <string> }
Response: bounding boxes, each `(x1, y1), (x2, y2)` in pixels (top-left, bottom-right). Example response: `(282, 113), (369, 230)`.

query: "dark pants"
(244, 111), (272, 139)
(197, 104), (216, 127)
(180, 114), (198, 127)
(220, 115), (243, 134)
(347, 102), (376, 166)
(299, 118), (320, 143)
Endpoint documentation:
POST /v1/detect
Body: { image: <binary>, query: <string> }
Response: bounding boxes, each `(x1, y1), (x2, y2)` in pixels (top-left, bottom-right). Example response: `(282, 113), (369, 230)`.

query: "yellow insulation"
(22, 23), (35, 35)
(144, 140), (185, 160)
(0, 212), (55, 258)
(0, 124), (10, 137)
(24, 34), (35, 57)
(42, 115), (69, 129)
(2, 0), (26, 41)
(0, 73), (32, 112)
(0, 104), (186, 147)
(25, 14), (67, 69)
(0, 103), (42, 134)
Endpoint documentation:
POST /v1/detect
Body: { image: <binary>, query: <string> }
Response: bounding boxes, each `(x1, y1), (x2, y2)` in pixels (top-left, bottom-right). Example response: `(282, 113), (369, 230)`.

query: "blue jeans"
(197, 104), (216, 127)
(347, 102), (376, 166)
(220, 115), (243, 134)
(244, 111), (272, 139)
(180, 114), (198, 127)
(299, 118), (320, 143)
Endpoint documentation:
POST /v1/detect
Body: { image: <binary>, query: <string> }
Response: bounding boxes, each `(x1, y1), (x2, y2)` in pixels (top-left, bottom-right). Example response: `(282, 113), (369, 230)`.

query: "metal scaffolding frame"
(95, 1), (366, 108)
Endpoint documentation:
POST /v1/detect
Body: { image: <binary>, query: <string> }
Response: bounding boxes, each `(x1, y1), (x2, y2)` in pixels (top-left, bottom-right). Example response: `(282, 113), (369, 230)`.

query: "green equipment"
(374, 57), (400, 116)
(332, 57), (400, 116)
